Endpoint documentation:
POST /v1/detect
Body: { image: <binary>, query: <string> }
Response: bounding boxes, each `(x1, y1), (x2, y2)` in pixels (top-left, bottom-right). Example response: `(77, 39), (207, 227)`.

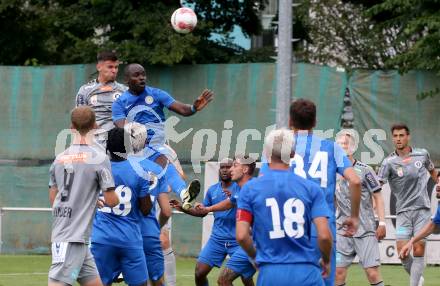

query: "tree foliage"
(0, 0), (273, 65)
(296, 0), (440, 75)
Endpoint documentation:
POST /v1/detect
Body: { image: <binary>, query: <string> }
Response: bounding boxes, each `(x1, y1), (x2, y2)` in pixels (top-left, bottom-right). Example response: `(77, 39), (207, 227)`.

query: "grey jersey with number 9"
(76, 80), (127, 133)
(336, 160), (381, 237)
(49, 144), (115, 243)
(378, 148), (435, 214)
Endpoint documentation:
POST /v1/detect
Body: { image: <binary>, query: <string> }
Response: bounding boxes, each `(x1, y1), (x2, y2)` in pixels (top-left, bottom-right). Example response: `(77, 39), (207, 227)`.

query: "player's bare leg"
(217, 267), (239, 286)
(195, 262), (213, 286)
(397, 240), (425, 286)
(240, 276), (255, 286)
(364, 267), (384, 285)
(335, 267), (348, 286)
(80, 277), (104, 286)
(150, 276), (165, 286)
(154, 153), (200, 210)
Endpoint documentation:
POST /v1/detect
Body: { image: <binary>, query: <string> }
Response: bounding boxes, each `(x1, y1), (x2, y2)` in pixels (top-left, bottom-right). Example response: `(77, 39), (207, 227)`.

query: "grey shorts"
(48, 242), (99, 286)
(396, 209), (431, 241)
(336, 234), (381, 269)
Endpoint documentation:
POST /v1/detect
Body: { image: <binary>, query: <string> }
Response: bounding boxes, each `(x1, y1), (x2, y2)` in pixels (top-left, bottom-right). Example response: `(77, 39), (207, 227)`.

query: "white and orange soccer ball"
(171, 7), (197, 34)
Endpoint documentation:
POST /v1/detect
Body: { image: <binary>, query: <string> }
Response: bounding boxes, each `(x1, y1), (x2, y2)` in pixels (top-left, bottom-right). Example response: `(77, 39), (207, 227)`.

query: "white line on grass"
(0, 272), (47, 276)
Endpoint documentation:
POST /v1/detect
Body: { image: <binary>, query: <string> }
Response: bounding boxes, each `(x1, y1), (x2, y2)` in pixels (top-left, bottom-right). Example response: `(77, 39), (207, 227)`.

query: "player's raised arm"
(168, 89), (214, 116)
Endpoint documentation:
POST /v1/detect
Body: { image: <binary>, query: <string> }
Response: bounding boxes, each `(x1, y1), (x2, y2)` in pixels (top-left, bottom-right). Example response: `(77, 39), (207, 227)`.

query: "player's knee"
(194, 267), (206, 281)
(365, 267), (381, 283)
(335, 267), (347, 281)
(217, 273), (228, 286)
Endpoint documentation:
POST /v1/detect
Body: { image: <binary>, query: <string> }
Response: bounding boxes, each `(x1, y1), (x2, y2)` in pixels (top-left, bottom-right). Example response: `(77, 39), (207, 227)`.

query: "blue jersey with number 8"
(92, 160), (151, 249)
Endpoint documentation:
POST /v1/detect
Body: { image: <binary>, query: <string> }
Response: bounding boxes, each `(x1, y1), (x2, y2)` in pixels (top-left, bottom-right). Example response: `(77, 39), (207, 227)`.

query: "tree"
(296, 0), (440, 77)
(0, 0), (273, 65)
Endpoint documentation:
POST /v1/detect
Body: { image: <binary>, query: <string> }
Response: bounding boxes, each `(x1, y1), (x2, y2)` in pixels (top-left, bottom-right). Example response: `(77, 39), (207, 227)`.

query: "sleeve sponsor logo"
(365, 172), (379, 189)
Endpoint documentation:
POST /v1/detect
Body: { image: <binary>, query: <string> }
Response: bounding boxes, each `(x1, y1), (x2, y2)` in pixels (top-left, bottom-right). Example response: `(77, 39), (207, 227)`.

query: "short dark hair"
(289, 98), (316, 130)
(97, 50), (118, 62)
(107, 127), (126, 161)
(391, 123), (410, 135)
(235, 154), (256, 176)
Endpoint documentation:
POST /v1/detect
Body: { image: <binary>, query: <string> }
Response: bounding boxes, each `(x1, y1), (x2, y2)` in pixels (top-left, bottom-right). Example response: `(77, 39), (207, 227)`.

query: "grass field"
(0, 255), (439, 286)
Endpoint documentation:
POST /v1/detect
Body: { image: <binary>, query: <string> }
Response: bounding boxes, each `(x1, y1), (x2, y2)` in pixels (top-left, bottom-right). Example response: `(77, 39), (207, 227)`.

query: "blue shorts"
(91, 243), (148, 286)
(311, 237), (336, 286)
(257, 263), (324, 286)
(143, 236), (165, 282)
(225, 247), (256, 279)
(198, 238), (239, 268)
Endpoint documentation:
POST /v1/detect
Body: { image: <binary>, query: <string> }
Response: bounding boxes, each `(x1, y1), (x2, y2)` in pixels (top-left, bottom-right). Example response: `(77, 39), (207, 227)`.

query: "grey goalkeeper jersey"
(378, 148), (435, 214)
(76, 79), (127, 133)
(336, 160), (382, 237)
(49, 144), (115, 243)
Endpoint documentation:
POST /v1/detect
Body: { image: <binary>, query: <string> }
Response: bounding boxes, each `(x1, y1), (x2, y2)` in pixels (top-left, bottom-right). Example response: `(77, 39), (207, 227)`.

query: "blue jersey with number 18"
(238, 168), (329, 265)
(91, 160), (151, 249)
(260, 132), (351, 236)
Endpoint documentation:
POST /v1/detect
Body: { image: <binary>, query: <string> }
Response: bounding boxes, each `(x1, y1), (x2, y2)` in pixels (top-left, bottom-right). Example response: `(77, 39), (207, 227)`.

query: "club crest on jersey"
(145, 95), (154, 105)
(397, 167), (404, 177)
(90, 95), (98, 105)
(113, 92), (121, 101)
(414, 161), (423, 169)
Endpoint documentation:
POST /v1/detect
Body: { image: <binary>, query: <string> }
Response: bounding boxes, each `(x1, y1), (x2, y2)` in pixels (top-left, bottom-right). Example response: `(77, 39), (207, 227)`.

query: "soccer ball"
(171, 7), (197, 34)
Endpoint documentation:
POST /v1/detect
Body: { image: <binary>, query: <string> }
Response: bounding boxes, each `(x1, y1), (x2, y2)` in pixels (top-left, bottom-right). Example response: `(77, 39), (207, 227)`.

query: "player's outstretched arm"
(168, 89), (214, 116)
(157, 193), (172, 227)
(202, 198), (233, 213)
(139, 194), (153, 216)
(49, 186), (58, 207)
(400, 221), (437, 259)
(169, 199), (208, 217)
(103, 187), (119, 207)
(314, 216), (332, 277)
(372, 191), (386, 241)
(342, 167), (361, 235)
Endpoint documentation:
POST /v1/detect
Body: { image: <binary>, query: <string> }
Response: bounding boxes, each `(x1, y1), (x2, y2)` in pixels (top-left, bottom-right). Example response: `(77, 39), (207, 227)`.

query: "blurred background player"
(48, 106), (118, 286)
(334, 130), (386, 286)
(75, 51), (126, 148)
(91, 126), (156, 286)
(378, 124), (438, 286)
(124, 122), (172, 286)
(197, 155), (256, 286)
(260, 98), (361, 286)
(170, 158), (240, 286)
(236, 129), (332, 286)
(112, 63), (214, 210)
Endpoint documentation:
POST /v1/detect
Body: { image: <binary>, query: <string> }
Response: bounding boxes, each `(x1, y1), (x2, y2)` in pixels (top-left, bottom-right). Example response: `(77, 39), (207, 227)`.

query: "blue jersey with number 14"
(260, 132), (351, 235)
